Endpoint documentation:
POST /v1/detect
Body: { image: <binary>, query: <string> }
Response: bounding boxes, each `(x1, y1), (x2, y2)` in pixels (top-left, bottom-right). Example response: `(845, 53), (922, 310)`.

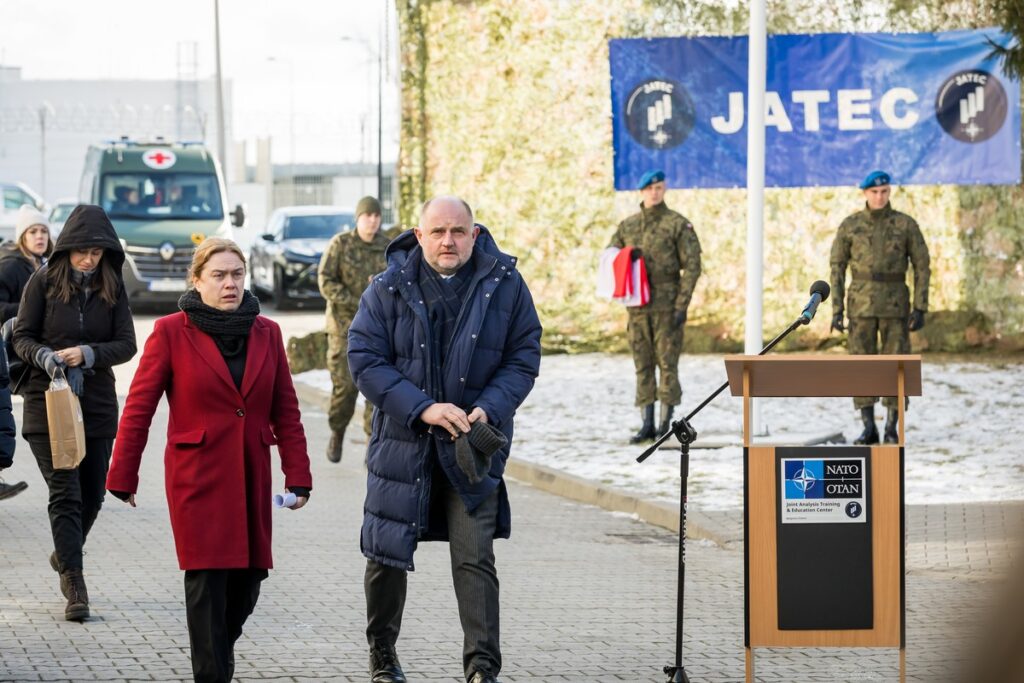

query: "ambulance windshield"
(101, 173), (224, 220)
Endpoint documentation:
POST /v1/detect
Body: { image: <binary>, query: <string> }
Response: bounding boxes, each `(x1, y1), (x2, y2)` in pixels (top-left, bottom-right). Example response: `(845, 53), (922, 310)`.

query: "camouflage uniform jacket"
(609, 201), (702, 312)
(830, 203), (930, 319)
(318, 230), (390, 330)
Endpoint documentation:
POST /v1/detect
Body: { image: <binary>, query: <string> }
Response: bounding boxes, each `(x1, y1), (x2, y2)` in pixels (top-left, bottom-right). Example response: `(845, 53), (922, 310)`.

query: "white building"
(0, 65), (232, 204)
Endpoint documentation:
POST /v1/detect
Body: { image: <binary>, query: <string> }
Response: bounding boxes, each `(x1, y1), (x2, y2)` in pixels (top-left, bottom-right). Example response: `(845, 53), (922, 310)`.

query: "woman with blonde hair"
(0, 204), (53, 324)
(107, 237), (312, 683)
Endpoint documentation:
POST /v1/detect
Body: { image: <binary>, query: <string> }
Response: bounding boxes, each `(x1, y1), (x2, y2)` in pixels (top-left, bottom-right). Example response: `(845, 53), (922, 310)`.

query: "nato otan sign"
(781, 457), (867, 524)
(609, 29), (1021, 189)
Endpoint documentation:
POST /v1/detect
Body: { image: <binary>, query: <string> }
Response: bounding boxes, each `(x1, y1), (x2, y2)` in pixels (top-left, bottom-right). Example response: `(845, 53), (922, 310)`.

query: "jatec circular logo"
(935, 70), (1008, 144)
(625, 79), (695, 150)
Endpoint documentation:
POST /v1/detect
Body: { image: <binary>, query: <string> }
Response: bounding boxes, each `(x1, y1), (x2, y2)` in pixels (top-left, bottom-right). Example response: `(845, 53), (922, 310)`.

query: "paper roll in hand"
(273, 492), (298, 508)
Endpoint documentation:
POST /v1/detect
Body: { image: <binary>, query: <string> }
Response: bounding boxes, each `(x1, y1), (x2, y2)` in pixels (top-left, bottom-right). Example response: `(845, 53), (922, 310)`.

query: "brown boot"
(327, 430), (344, 463)
(61, 569), (89, 621)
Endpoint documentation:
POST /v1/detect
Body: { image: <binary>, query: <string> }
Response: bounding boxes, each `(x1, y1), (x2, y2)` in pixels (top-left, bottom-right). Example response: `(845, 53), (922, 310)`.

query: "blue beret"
(637, 170), (666, 190)
(858, 170), (891, 190)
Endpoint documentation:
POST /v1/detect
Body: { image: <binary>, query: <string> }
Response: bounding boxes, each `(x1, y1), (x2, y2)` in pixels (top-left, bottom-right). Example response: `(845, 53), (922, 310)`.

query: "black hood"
(52, 205), (125, 271)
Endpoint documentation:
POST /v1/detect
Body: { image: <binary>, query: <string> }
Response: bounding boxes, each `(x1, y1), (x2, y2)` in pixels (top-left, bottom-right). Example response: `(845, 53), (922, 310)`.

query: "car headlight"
(284, 261), (308, 276)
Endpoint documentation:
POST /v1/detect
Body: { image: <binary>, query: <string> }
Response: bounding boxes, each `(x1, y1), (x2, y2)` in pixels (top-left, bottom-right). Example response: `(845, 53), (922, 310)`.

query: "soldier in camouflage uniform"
(609, 170), (702, 443)
(830, 170), (930, 444)
(318, 196), (390, 462)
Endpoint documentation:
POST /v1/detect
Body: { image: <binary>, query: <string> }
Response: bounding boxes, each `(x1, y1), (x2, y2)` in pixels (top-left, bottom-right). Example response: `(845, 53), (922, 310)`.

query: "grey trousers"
(365, 471), (501, 680)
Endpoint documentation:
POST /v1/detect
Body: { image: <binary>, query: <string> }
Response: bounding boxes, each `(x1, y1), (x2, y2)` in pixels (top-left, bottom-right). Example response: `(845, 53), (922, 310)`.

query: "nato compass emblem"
(935, 69), (1008, 143)
(792, 467), (817, 493)
(625, 79), (695, 149)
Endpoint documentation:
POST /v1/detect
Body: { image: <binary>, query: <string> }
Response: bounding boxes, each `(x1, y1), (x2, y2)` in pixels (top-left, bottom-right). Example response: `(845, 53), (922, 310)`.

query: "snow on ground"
(296, 354), (1024, 510)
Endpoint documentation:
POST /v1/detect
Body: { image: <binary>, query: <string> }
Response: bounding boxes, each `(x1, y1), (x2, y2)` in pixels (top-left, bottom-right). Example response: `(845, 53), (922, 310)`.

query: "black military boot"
(883, 408), (899, 444)
(62, 569), (89, 621)
(369, 644), (406, 683)
(629, 404), (656, 444)
(327, 430), (344, 463)
(656, 404), (675, 438)
(853, 406), (879, 445)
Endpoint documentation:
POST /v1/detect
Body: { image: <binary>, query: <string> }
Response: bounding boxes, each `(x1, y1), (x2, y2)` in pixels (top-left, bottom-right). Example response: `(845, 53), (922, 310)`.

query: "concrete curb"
(292, 378), (739, 547)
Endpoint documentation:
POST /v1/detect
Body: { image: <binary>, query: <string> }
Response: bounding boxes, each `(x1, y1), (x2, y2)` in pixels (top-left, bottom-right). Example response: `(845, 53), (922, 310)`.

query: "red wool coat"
(106, 312), (312, 570)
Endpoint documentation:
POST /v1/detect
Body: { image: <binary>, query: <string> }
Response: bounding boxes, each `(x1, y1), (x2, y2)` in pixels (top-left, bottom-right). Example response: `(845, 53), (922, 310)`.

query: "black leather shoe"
(0, 479), (27, 500)
(369, 645), (406, 683)
(468, 673), (498, 683)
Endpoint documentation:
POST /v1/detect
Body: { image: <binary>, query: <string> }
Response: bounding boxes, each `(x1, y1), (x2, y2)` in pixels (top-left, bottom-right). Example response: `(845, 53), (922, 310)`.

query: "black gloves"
(908, 309), (926, 331)
(34, 348), (64, 379)
(673, 309), (687, 328)
(630, 248), (643, 262)
(108, 490), (131, 502)
(831, 313), (845, 333)
(455, 421), (508, 485)
(66, 367), (84, 396)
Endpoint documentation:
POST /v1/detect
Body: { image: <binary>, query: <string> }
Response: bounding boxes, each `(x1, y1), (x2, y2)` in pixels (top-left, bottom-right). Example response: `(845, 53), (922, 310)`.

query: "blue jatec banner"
(609, 29), (1021, 189)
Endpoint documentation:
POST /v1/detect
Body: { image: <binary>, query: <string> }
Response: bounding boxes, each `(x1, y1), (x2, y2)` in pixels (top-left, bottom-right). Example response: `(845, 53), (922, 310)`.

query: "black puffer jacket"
(0, 244), (38, 324)
(13, 205), (137, 438)
(0, 340), (16, 468)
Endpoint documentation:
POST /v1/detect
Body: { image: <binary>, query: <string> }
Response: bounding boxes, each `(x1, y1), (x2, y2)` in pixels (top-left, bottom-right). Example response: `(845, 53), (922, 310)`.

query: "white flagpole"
(745, 0), (767, 436)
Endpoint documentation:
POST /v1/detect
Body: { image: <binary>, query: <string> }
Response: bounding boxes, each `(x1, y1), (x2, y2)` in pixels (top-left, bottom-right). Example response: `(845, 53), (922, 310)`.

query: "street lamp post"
(267, 57), (296, 205)
(340, 35), (383, 201)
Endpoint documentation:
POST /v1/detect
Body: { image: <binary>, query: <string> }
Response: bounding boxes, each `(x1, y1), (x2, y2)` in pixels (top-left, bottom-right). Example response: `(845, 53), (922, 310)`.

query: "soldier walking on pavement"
(318, 196), (390, 463)
(830, 170), (930, 444)
(609, 170), (702, 443)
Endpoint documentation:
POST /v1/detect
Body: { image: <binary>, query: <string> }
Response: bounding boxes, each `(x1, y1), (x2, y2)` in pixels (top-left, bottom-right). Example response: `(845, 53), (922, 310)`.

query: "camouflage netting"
(383, 0), (1024, 356)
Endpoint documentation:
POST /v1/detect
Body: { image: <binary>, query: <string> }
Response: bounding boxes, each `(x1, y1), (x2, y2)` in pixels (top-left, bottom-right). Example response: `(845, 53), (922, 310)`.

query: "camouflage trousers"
(326, 321), (373, 436)
(628, 309), (683, 407)
(848, 316), (909, 410)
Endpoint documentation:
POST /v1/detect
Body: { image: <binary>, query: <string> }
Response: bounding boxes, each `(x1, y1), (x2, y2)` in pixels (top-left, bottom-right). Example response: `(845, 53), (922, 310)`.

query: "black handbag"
(1, 318), (28, 395)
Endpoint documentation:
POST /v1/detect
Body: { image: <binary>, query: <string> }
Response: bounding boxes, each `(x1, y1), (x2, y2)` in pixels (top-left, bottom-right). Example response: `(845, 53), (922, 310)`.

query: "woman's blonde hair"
(188, 237), (247, 285)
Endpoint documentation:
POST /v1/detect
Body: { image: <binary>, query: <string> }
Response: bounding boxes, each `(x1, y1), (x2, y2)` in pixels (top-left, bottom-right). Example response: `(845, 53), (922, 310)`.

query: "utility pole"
(213, 0), (228, 175)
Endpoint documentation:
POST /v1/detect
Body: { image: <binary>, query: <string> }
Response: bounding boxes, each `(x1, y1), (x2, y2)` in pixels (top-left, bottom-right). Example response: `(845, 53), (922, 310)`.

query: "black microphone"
(799, 280), (831, 325)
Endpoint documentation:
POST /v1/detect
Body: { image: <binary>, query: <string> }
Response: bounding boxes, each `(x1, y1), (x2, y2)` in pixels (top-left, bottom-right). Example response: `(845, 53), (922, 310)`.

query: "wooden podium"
(724, 355), (922, 683)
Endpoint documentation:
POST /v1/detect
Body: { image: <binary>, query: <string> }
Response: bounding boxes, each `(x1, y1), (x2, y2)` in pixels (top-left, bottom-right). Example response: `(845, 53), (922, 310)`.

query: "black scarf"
(418, 258), (475, 401)
(178, 288), (260, 357)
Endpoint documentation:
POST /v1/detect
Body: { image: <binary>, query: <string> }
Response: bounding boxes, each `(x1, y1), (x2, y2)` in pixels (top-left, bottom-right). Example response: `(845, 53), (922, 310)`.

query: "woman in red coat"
(106, 238), (312, 683)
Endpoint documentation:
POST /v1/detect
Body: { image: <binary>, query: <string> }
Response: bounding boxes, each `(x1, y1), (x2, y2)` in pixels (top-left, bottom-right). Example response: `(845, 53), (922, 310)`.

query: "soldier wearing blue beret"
(830, 170), (930, 444)
(609, 170), (702, 443)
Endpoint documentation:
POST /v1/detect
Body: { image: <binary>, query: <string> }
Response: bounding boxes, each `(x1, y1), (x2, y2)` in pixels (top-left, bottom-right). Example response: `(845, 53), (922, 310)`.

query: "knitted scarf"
(178, 288), (260, 357)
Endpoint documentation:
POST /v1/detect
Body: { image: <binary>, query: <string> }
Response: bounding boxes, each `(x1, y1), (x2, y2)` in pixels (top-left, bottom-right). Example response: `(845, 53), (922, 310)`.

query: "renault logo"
(159, 242), (176, 262)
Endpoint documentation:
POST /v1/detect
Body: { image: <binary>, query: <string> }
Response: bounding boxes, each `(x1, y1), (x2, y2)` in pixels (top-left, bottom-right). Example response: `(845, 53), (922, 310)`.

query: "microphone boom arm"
(636, 316), (803, 463)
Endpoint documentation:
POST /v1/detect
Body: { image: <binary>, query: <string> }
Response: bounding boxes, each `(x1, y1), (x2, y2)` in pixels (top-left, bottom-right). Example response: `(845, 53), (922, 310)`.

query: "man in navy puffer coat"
(348, 196), (542, 683)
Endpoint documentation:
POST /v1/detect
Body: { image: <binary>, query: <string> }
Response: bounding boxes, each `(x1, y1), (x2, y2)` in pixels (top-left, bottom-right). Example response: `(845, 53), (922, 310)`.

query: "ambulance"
(78, 138), (245, 303)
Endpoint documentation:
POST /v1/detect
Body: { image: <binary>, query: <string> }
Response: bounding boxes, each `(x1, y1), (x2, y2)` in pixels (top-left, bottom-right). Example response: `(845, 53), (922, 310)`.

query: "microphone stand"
(638, 314), (810, 683)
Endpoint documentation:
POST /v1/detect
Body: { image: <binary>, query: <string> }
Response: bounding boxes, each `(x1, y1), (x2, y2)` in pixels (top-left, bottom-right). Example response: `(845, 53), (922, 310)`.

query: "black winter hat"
(454, 420), (507, 485)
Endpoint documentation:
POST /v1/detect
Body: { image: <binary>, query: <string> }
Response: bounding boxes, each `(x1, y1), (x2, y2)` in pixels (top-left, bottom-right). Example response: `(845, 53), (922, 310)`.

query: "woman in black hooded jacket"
(13, 204), (137, 622)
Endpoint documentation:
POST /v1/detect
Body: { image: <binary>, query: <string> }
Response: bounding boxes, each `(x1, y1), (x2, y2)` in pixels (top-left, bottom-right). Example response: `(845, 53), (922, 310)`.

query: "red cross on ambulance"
(142, 149), (177, 170)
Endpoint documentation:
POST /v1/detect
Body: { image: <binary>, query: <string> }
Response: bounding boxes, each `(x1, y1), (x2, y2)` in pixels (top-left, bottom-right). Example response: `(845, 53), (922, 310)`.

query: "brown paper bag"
(46, 377), (86, 470)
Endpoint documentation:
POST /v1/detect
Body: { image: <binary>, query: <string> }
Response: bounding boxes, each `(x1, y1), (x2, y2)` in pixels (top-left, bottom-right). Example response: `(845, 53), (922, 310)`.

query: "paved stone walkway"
(0, 389), (1019, 682)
